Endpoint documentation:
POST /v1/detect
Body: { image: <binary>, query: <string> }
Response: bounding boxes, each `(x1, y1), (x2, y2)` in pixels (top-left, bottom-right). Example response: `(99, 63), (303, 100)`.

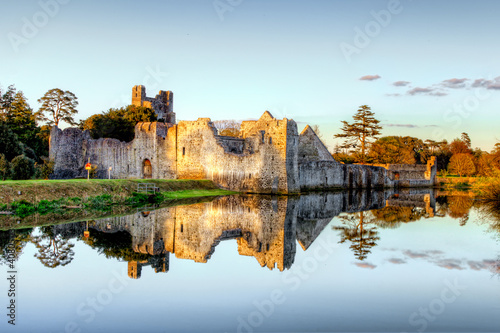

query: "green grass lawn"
(0, 178), (233, 204)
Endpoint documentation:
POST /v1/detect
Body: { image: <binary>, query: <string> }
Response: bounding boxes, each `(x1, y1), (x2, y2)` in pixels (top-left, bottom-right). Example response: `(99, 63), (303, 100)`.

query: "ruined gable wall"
(298, 126), (336, 164)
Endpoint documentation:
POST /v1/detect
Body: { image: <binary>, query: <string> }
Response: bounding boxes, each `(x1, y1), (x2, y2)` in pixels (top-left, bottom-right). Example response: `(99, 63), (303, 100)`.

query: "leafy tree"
(36, 88), (78, 127)
(0, 122), (23, 161)
(81, 105), (156, 142)
(123, 104), (157, 123)
(334, 105), (382, 163)
(10, 155), (35, 180)
(450, 138), (472, 155)
(369, 136), (428, 164)
(448, 153), (476, 177)
(477, 154), (499, 177)
(0, 154), (9, 180)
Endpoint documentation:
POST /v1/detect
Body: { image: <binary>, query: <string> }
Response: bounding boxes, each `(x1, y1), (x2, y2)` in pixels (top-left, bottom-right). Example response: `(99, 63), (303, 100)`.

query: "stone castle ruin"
(49, 86), (437, 193)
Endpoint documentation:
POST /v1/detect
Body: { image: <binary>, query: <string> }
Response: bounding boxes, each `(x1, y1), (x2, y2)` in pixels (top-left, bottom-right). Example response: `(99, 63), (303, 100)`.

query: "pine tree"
(36, 88), (78, 127)
(334, 105), (382, 163)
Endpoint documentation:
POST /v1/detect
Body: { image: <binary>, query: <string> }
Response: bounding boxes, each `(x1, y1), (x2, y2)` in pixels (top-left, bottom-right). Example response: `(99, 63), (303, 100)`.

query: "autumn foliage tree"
(448, 153), (476, 177)
(334, 105), (382, 163)
(369, 136), (428, 164)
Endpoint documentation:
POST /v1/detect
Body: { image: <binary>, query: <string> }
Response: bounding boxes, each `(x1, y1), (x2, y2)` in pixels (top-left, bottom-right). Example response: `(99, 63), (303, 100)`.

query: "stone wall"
(299, 161), (389, 191)
(175, 112), (300, 194)
(50, 122), (177, 179)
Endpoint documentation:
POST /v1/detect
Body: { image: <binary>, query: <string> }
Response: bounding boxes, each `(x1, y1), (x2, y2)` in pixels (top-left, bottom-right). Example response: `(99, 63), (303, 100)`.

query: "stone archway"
(143, 159), (152, 179)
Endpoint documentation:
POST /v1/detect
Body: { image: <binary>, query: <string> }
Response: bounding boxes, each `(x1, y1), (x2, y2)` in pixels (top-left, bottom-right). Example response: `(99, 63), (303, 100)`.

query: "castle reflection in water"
(78, 189), (436, 279)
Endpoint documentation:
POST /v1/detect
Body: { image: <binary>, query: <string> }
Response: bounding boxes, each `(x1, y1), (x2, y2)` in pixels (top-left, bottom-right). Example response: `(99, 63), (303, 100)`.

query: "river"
(1, 189), (499, 332)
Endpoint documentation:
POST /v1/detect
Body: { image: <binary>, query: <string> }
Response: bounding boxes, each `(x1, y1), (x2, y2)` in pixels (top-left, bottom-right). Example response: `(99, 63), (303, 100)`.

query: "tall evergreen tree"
(36, 88), (78, 127)
(334, 105), (382, 163)
(0, 85), (16, 121)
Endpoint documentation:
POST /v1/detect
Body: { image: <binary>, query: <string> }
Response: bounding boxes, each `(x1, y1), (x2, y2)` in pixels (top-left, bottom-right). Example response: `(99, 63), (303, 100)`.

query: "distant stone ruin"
(49, 86), (437, 193)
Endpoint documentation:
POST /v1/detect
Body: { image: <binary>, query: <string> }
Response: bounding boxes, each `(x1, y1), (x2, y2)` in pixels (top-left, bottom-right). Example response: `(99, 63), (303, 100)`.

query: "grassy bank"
(472, 177), (500, 203)
(437, 176), (479, 190)
(0, 179), (224, 204)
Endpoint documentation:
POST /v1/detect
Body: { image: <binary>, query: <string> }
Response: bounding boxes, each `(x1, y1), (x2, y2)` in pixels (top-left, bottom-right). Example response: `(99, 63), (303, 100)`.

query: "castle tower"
(128, 261), (142, 279)
(132, 85), (146, 107)
(131, 85), (176, 124)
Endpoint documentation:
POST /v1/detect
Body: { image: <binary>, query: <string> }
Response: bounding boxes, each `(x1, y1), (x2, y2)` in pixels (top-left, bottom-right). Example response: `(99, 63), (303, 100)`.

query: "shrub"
(125, 192), (150, 206)
(36, 157), (54, 180)
(10, 155), (35, 180)
(88, 194), (113, 210)
(16, 203), (36, 217)
(37, 200), (58, 215)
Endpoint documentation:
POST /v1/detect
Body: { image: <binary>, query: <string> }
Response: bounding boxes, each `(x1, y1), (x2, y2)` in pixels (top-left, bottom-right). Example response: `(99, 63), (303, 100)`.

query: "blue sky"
(1, 0), (499, 150)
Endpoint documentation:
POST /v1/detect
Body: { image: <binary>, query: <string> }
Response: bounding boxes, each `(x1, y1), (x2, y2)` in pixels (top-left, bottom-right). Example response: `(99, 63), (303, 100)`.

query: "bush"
(125, 192), (150, 206)
(36, 157), (54, 180)
(11, 200), (35, 217)
(37, 199), (58, 215)
(16, 203), (36, 217)
(10, 155), (35, 180)
(88, 194), (113, 210)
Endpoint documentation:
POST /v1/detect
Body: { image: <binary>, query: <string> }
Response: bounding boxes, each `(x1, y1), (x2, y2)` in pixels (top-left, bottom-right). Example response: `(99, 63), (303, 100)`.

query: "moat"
(1, 190), (499, 333)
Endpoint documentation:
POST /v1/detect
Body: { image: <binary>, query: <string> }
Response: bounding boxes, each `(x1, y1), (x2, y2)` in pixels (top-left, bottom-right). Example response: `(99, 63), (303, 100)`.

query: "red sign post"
(85, 163), (91, 179)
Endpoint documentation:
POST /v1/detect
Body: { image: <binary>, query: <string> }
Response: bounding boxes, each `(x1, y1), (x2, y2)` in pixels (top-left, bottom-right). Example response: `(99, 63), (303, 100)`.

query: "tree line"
(331, 105), (500, 177)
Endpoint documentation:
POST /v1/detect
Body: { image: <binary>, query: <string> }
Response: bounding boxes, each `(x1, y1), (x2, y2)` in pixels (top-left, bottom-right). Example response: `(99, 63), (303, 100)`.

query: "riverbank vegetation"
(0, 179), (236, 218)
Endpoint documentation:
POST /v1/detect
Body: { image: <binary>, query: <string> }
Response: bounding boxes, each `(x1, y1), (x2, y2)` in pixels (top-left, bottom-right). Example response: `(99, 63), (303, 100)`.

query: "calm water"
(1, 190), (499, 333)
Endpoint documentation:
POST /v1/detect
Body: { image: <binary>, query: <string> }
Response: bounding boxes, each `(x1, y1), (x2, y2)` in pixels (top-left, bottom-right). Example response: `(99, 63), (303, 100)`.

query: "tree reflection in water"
(2, 189), (500, 274)
(333, 211), (380, 261)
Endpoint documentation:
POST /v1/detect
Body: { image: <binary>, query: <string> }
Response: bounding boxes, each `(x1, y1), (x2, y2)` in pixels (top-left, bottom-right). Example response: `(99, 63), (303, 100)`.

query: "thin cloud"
(472, 78), (492, 88)
(354, 262), (377, 269)
(435, 259), (464, 270)
(441, 78), (468, 89)
(393, 81), (410, 87)
(408, 87), (434, 95)
(487, 83), (500, 90)
(429, 91), (448, 96)
(407, 87), (447, 97)
(403, 250), (430, 259)
(360, 75), (381, 81)
(384, 123), (419, 128)
(386, 93), (401, 97)
(388, 258), (407, 264)
(471, 77), (500, 90)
